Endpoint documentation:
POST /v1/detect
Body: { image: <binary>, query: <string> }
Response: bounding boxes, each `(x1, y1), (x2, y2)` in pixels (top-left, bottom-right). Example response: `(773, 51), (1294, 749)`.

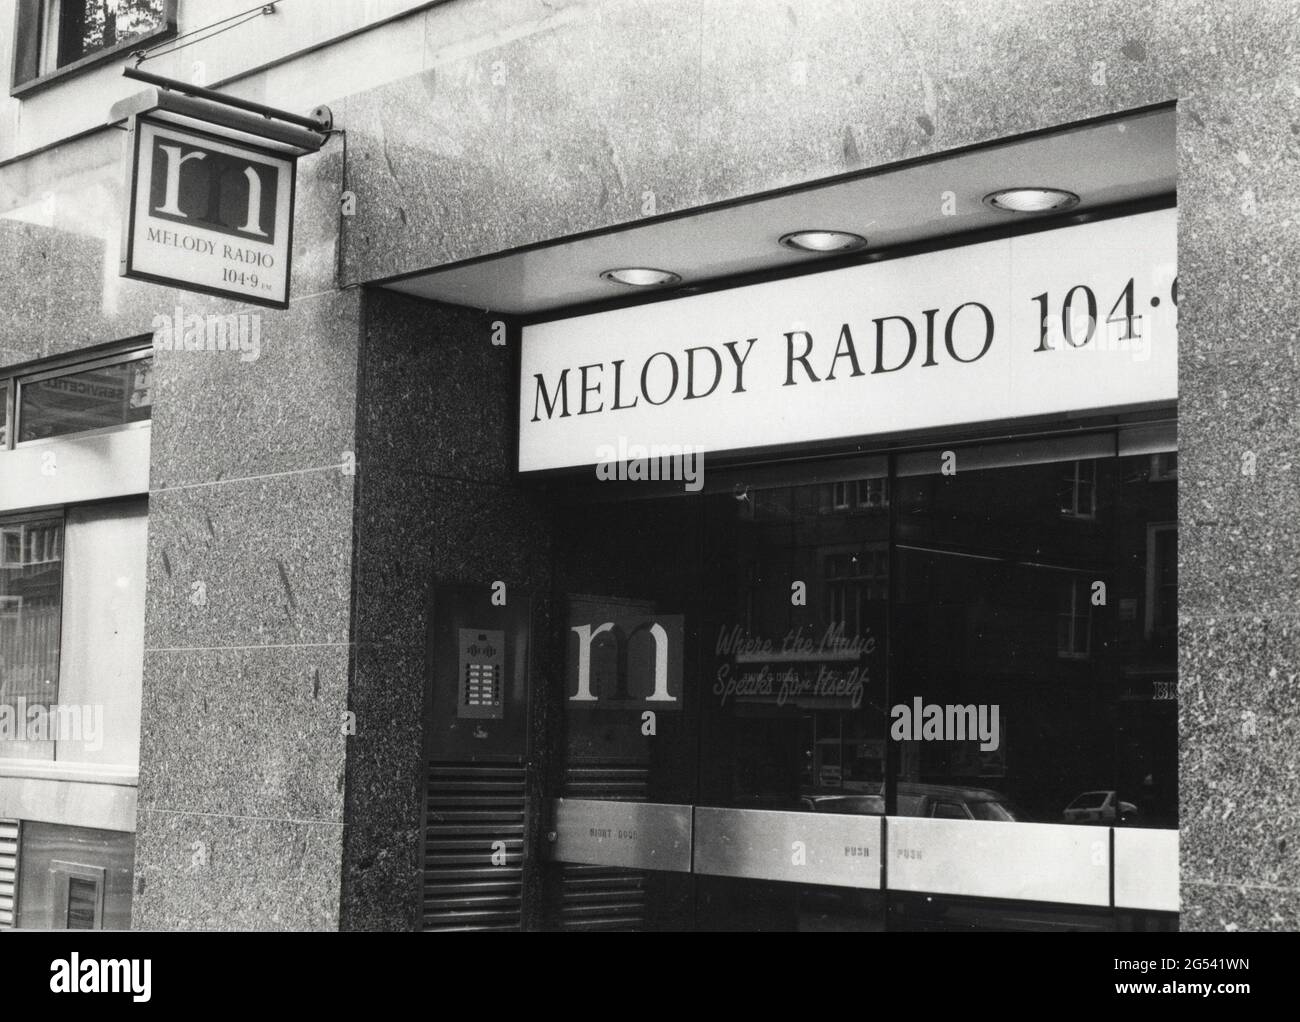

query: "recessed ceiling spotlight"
(779, 230), (869, 253)
(600, 267), (681, 287)
(982, 187), (1080, 213)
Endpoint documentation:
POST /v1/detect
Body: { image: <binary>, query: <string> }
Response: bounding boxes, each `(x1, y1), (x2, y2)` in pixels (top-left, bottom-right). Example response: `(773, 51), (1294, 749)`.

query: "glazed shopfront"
(410, 112), (1179, 931)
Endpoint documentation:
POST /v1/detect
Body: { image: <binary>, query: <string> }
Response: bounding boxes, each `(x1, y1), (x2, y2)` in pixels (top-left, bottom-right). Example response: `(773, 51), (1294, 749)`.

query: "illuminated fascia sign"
(122, 118), (295, 308)
(519, 208), (1177, 472)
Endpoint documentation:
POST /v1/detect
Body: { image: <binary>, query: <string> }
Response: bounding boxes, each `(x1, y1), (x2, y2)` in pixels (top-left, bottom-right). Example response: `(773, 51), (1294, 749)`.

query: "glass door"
(691, 463), (890, 931)
(546, 493), (706, 930)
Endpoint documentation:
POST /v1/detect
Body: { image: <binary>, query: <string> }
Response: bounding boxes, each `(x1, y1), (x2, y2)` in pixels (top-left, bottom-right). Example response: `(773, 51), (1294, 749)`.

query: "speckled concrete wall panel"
(1177, 82), (1300, 357)
(357, 291), (512, 482)
(132, 809), (343, 931)
(137, 646), (349, 822)
(328, 0), (1164, 284)
(338, 0), (708, 282)
(148, 289), (361, 489)
(1180, 881), (1300, 933)
(1177, 71), (1300, 927)
(1178, 342), (1300, 619)
(0, 132), (345, 364)
(127, 168), (359, 928)
(1181, 620), (1300, 889)
(143, 471), (355, 650)
(134, 472), (357, 928)
(429, 476), (551, 587)
(339, 642), (425, 932)
(353, 467), (437, 648)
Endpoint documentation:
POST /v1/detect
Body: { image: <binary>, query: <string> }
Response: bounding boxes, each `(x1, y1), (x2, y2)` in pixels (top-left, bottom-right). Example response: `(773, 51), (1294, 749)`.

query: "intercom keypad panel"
(457, 628), (505, 719)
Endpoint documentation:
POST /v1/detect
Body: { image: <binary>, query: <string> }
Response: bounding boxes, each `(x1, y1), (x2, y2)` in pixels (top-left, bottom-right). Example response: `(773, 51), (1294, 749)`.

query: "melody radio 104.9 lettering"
(529, 274), (1177, 423)
(517, 209), (1177, 473)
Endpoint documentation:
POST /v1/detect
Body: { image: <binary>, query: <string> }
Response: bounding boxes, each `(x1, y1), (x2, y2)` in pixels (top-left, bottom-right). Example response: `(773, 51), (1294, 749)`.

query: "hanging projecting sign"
(121, 118), (295, 308)
(518, 208), (1177, 472)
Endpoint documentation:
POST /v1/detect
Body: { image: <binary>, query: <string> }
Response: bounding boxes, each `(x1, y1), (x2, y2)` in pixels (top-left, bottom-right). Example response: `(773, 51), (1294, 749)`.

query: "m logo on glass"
(568, 615), (684, 710)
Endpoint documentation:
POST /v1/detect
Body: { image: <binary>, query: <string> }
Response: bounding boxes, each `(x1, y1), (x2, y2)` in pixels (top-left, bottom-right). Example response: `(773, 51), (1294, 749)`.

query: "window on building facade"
(1, 346), (151, 450)
(0, 500), (147, 764)
(0, 337), (150, 930)
(0, 515), (64, 736)
(15, 353), (152, 444)
(11, 0), (173, 92)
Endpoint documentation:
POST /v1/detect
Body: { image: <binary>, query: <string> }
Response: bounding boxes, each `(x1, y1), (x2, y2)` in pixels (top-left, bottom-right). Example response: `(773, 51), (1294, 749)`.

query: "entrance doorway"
(541, 427), (1178, 931)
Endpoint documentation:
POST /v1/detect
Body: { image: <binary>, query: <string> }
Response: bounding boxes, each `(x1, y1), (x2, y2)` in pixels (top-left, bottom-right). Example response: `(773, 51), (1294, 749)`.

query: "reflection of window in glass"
(1059, 460), (1097, 519)
(0, 501), (147, 765)
(855, 478), (889, 509)
(0, 515), (64, 714)
(931, 801), (968, 819)
(1057, 577), (1092, 659)
(825, 546), (887, 635)
(831, 478), (889, 511)
(17, 355), (152, 444)
(1150, 452), (1178, 482)
(1146, 524), (1177, 638)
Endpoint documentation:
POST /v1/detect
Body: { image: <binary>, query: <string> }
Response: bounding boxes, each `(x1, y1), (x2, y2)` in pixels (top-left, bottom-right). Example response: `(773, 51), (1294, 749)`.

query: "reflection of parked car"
(803, 783), (1023, 821)
(1063, 790), (1138, 824)
(802, 794), (885, 816)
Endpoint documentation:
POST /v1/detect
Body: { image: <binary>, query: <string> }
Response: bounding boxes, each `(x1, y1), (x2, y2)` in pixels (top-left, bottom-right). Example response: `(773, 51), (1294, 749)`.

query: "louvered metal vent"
(558, 764), (649, 931)
(0, 819), (18, 929)
(422, 764), (526, 932)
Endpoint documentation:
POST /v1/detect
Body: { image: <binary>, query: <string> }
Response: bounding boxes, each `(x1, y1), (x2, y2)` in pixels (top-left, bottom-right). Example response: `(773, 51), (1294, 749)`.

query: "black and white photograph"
(0, 0), (1290, 1002)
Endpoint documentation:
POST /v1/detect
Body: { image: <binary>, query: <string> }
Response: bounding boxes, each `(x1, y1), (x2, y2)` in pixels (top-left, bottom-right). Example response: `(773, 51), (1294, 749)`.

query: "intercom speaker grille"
(422, 763), (526, 931)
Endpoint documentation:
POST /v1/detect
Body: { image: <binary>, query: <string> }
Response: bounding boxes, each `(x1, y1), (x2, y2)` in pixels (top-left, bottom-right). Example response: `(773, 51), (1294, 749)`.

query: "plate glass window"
(0, 500), (147, 764)
(544, 429), (1177, 930)
(0, 517), (63, 742)
(16, 355), (152, 444)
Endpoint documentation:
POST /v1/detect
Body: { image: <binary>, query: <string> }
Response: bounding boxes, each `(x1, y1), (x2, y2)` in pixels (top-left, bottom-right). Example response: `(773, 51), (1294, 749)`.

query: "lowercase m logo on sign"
(122, 118), (295, 308)
(148, 137), (280, 242)
(568, 615), (684, 710)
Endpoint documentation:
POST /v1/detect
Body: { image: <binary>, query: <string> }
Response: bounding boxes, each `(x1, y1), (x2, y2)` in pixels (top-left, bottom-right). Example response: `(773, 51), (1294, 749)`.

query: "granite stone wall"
(126, 139), (358, 930)
(339, 289), (552, 930)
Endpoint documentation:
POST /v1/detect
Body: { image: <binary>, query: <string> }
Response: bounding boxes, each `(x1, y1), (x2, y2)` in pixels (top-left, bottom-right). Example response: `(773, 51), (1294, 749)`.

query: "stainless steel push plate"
(693, 807), (883, 889)
(550, 798), (693, 872)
